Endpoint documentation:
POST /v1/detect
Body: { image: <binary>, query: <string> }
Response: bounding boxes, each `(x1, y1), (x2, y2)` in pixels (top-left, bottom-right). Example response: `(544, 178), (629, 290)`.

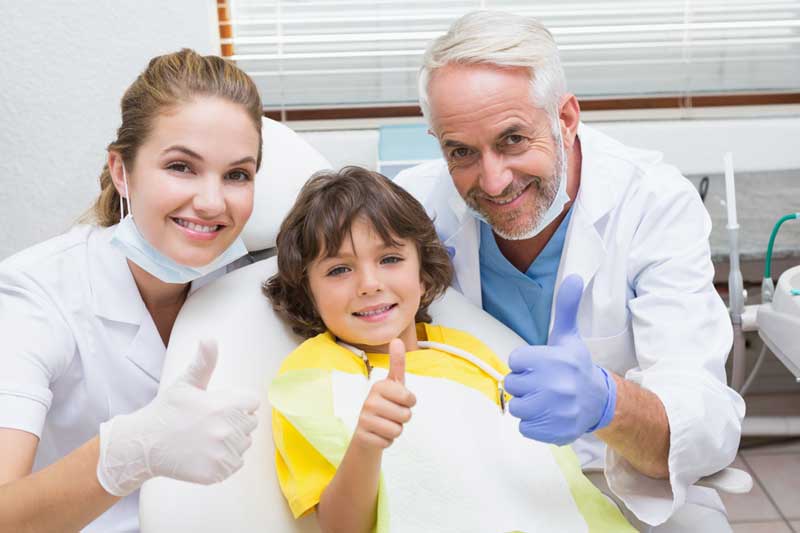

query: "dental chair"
(139, 119), (751, 533)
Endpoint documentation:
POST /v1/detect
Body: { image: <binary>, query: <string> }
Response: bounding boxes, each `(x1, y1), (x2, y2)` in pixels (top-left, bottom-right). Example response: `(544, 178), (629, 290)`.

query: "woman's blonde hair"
(87, 48), (263, 227)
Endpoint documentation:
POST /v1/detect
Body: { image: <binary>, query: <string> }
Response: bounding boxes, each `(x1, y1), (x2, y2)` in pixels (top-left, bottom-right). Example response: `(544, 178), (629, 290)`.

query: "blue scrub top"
(479, 208), (573, 345)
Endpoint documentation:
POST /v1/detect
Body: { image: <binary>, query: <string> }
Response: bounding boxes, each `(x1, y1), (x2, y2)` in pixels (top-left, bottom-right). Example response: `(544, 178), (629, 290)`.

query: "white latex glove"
(96, 339), (260, 496)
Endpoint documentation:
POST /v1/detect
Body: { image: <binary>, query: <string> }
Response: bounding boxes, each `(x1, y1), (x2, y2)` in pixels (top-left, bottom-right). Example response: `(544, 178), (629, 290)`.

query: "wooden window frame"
(261, 93), (800, 121)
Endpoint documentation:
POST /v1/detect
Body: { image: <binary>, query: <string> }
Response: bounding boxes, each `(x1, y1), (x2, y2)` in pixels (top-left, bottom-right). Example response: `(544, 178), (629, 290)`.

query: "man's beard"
(465, 152), (563, 241)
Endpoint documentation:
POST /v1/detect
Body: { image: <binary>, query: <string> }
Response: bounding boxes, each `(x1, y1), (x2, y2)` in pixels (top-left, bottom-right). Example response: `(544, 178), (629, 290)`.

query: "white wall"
(0, 1), (218, 260)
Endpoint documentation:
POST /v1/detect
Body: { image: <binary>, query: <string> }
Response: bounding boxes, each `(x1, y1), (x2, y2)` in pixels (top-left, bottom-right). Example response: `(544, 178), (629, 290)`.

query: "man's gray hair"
(418, 11), (567, 122)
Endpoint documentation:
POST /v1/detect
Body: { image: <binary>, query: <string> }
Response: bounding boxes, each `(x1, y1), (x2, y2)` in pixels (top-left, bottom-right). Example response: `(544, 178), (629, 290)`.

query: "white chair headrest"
(241, 119), (332, 252)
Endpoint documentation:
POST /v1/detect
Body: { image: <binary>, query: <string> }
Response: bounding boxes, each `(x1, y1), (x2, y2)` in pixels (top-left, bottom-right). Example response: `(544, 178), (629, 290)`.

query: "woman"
(0, 49), (263, 532)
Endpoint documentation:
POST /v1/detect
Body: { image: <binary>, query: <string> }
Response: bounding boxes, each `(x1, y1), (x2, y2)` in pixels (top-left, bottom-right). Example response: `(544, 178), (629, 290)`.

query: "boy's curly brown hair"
(263, 166), (453, 338)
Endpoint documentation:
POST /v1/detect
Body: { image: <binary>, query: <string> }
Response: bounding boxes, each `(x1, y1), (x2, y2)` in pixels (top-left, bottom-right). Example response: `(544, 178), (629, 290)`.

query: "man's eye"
(167, 162), (192, 173)
(381, 256), (403, 265)
(504, 135), (525, 145)
(450, 147), (472, 160)
(227, 170), (252, 182)
(327, 266), (350, 277)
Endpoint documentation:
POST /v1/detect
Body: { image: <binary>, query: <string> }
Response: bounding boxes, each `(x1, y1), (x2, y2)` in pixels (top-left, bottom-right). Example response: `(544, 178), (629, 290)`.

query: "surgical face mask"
(110, 164), (248, 284)
(465, 119), (571, 241)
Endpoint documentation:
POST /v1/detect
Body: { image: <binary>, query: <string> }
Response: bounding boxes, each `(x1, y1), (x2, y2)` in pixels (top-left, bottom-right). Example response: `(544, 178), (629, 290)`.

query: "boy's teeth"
(176, 219), (219, 233)
(354, 305), (393, 317)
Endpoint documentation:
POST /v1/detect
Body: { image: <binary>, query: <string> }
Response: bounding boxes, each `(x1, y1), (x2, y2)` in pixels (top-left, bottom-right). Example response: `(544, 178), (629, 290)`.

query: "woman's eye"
(167, 162), (192, 173)
(381, 256), (403, 265)
(327, 266), (350, 277)
(227, 169), (252, 182)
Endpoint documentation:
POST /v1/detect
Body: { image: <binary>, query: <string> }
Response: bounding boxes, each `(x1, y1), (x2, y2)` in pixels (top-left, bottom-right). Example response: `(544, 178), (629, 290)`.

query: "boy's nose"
(357, 268), (382, 295)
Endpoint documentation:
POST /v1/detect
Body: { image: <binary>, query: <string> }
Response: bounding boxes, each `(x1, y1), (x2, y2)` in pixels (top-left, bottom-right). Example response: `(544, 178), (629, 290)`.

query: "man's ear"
(558, 94), (581, 150)
(107, 151), (128, 199)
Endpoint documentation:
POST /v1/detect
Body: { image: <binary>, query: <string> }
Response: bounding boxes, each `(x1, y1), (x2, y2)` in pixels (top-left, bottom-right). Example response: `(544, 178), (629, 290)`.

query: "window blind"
(220, 0), (800, 111)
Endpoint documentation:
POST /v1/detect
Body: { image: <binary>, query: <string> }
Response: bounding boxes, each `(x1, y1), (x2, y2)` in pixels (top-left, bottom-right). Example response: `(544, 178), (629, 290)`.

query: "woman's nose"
(193, 176), (225, 215)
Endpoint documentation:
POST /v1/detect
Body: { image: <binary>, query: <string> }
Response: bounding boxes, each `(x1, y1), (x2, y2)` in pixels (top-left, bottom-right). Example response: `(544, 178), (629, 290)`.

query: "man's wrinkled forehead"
(427, 64), (548, 138)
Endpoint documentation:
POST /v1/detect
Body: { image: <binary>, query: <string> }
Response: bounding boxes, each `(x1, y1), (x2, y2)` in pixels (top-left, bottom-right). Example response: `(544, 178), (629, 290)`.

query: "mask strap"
(120, 164), (133, 222)
(550, 115), (568, 188)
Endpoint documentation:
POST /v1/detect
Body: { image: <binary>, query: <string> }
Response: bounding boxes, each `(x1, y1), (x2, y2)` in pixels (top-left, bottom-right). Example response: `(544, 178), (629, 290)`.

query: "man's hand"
(353, 339), (416, 449)
(504, 274), (617, 445)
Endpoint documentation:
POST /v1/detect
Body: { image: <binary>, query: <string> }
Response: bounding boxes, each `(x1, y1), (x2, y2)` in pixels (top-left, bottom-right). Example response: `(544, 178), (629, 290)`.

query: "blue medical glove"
(504, 274), (617, 446)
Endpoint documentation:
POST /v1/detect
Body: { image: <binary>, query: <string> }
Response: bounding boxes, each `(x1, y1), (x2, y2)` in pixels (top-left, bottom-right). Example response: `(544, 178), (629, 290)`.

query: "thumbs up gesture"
(353, 339), (417, 450)
(97, 339), (261, 496)
(503, 275), (617, 446)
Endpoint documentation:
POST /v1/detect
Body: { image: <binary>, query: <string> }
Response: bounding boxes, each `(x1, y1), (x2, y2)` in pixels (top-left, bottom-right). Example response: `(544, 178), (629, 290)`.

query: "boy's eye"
(226, 169), (252, 182)
(326, 266), (350, 277)
(381, 255), (403, 265)
(167, 162), (192, 174)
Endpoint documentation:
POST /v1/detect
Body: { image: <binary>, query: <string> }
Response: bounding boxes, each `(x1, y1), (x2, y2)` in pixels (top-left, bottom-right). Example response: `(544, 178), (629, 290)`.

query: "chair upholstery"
(139, 258), (527, 532)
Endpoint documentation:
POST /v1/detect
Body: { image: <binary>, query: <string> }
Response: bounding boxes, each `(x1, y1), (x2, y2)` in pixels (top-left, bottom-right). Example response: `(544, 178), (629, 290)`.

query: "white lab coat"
(0, 224), (215, 533)
(395, 123), (745, 526)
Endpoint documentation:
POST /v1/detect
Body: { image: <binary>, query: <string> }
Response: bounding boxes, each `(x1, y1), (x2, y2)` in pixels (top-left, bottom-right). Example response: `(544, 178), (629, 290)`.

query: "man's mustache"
(467, 176), (542, 203)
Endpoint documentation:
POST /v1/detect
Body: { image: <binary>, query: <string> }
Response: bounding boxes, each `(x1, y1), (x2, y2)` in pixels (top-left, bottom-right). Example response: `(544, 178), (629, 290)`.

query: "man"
(395, 10), (745, 532)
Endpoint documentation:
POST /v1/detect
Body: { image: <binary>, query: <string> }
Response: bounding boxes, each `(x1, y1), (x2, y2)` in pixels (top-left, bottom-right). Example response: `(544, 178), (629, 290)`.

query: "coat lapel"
(551, 123), (623, 329)
(444, 218), (482, 307)
(439, 178), (483, 308)
(88, 225), (165, 384)
(552, 201), (605, 328)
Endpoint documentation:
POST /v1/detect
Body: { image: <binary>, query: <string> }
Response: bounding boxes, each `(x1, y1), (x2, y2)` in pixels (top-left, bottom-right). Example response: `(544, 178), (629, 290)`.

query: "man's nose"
(193, 176), (225, 215)
(478, 151), (513, 197)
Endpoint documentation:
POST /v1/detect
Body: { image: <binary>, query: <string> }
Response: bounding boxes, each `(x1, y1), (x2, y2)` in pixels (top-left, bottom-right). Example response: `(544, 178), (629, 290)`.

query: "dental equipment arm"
(762, 213), (799, 303)
(724, 153), (748, 391)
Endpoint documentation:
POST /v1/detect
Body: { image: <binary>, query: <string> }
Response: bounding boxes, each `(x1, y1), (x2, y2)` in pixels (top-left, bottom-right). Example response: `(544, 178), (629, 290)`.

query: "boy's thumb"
(388, 339), (406, 385)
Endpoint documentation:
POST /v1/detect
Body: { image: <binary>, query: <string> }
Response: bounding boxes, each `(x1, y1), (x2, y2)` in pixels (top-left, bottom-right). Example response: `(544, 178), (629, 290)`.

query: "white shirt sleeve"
(604, 169), (745, 526)
(0, 268), (75, 437)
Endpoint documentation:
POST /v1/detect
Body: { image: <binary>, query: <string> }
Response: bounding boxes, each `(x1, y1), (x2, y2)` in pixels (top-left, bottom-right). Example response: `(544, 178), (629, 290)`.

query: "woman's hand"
(96, 339), (260, 496)
(352, 339), (416, 450)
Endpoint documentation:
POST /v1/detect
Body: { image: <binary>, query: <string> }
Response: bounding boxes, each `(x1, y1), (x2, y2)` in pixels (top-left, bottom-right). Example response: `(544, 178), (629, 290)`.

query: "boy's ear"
(419, 276), (431, 306)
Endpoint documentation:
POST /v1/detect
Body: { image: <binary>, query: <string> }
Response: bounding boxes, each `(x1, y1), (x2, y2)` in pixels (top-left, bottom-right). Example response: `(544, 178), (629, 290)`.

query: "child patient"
(265, 167), (633, 533)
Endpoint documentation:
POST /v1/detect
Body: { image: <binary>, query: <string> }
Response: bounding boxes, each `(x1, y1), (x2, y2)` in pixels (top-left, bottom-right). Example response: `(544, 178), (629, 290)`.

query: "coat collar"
(552, 124), (618, 313)
(440, 123), (626, 309)
(571, 123), (626, 226)
(88, 225), (148, 325)
(87, 225), (165, 383)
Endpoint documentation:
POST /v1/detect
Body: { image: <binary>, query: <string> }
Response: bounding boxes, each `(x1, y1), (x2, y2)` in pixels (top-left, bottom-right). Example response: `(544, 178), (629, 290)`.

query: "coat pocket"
(583, 325), (636, 376)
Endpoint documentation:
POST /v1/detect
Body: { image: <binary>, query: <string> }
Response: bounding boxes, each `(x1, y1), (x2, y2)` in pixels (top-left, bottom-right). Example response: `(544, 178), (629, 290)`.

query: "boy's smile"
(307, 217), (424, 353)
